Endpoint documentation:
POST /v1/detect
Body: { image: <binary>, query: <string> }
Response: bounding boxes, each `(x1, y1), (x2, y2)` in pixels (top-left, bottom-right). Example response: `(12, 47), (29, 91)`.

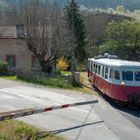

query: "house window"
(32, 55), (40, 67)
(6, 55), (16, 67)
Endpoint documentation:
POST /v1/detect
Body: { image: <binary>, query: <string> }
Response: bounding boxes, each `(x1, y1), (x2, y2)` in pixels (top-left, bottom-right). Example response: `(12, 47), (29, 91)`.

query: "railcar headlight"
(121, 81), (125, 86)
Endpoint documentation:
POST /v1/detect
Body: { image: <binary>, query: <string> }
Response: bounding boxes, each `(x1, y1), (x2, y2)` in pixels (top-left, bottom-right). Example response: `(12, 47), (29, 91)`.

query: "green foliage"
(99, 41), (118, 54)
(0, 120), (64, 140)
(70, 80), (81, 87)
(0, 135), (8, 140)
(61, 71), (71, 76)
(0, 60), (7, 76)
(17, 76), (73, 89)
(100, 20), (140, 60)
(3, 76), (17, 80)
(14, 121), (38, 140)
(4, 74), (82, 89)
(64, 0), (87, 63)
(76, 64), (86, 72)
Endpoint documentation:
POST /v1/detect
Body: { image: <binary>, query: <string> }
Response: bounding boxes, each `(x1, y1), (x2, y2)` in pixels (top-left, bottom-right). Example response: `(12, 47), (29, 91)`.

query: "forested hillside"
(1, 0), (139, 61)
(2, 0), (140, 11)
(59, 0), (140, 11)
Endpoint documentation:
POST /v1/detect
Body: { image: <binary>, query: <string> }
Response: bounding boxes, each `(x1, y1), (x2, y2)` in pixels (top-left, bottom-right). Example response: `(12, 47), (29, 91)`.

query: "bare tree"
(18, 0), (62, 73)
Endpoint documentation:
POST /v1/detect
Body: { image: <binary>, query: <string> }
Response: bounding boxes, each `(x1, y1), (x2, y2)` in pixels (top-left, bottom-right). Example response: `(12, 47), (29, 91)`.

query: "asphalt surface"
(0, 78), (140, 140)
(83, 73), (140, 130)
(93, 87), (140, 129)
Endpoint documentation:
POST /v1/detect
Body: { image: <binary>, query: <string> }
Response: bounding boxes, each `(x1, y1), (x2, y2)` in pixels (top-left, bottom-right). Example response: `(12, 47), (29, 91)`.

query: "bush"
(57, 57), (69, 71)
(76, 64), (86, 72)
(14, 121), (38, 139)
(0, 60), (7, 76)
(0, 120), (65, 140)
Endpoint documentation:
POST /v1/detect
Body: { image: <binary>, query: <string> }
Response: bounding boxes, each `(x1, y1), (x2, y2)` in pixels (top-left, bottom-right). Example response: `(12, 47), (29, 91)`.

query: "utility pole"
(71, 0), (76, 83)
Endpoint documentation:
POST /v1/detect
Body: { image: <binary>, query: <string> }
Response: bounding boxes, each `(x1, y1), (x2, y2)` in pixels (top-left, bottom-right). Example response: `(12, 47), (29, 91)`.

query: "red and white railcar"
(88, 55), (140, 104)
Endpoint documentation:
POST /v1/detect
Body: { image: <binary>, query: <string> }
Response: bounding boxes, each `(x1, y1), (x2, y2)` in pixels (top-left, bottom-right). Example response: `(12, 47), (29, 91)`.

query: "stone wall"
(0, 39), (33, 72)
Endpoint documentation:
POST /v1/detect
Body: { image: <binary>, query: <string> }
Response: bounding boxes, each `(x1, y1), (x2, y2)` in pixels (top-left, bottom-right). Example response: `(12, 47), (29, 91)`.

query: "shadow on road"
(50, 121), (104, 135)
(92, 86), (140, 118)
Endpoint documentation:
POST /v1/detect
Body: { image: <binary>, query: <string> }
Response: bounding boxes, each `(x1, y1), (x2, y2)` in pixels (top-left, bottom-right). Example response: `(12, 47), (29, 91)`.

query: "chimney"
(16, 23), (25, 39)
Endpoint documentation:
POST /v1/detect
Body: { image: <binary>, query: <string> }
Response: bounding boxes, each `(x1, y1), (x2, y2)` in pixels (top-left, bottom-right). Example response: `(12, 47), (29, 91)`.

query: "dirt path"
(80, 72), (99, 96)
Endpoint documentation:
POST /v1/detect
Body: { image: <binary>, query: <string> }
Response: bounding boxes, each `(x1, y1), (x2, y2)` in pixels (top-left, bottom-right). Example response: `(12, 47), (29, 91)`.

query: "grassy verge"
(1, 72), (92, 94)
(60, 71), (71, 76)
(3, 75), (18, 80)
(0, 120), (65, 140)
(2, 75), (84, 91)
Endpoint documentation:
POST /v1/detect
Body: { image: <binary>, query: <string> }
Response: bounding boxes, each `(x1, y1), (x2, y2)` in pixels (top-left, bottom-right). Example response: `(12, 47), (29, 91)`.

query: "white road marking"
(0, 86), (96, 114)
(0, 86), (78, 103)
(0, 94), (14, 99)
(0, 85), (121, 140)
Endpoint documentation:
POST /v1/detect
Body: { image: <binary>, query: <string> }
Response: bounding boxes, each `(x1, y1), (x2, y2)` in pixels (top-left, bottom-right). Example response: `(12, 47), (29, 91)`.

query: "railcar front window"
(110, 69), (114, 79)
(115, 70), (120, 80)
(122, 71), (133, 81)
(135, 72), (140, 81)
(110, 69), (120, 80)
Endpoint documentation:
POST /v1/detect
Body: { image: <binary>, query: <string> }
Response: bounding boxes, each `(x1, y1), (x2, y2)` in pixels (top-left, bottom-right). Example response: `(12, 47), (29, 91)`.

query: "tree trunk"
(39, 60), (52, 73)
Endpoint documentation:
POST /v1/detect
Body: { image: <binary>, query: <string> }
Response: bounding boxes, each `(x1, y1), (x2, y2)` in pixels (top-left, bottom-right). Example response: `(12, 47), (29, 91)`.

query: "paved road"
(105, 95), (140, 129)
(0, 78), (140, 140)
(93, 87), (140, 129)
(83, 73), (140, 129)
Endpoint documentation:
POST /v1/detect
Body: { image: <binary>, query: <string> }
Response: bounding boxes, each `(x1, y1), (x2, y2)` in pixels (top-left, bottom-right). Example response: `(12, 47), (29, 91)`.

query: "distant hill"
(3, 0), (140, 11)
(58, 0), (140, 11)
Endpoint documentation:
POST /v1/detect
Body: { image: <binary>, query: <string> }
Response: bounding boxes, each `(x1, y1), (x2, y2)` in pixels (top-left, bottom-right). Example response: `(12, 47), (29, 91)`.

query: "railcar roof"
(88, 58), (140, 68)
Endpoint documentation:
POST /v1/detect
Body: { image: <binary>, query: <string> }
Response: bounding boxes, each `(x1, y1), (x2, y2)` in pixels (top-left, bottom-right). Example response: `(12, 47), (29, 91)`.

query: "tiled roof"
(0, 27), (17, 38)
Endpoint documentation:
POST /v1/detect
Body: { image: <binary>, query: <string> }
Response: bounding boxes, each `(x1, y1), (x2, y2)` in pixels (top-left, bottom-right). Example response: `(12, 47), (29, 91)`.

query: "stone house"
(0, 25), (39, 73)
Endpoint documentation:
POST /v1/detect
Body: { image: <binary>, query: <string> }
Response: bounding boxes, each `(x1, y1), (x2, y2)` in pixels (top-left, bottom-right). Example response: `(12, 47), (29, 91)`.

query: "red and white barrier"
(0, 100), (98, 121)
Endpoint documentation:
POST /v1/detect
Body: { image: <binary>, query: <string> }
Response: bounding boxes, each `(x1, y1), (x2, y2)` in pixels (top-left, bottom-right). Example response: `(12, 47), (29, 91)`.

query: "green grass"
(60, 71), (71, 76)
(25, 77), (72, 89)
(1, 72), (92, 94)
(2, 75), (18, 80)
(1, 75), (70, 88)
(0, 120), (65, 140)
(1, 75), (84, 91)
